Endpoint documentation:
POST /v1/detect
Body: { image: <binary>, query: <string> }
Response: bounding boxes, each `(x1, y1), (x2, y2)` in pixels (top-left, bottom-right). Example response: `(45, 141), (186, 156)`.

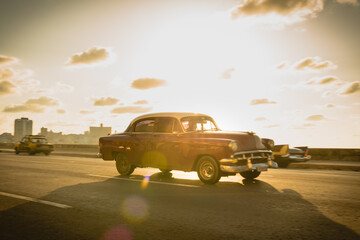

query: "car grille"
(233, 150), (272, 165)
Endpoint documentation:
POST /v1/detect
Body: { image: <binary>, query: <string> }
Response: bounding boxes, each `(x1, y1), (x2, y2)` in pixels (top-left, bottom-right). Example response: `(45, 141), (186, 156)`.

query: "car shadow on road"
(0, 174), (359, 240)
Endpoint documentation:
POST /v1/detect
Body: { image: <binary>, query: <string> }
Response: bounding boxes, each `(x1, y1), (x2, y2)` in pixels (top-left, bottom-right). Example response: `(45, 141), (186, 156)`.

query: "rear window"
(31, 138), (47, 143)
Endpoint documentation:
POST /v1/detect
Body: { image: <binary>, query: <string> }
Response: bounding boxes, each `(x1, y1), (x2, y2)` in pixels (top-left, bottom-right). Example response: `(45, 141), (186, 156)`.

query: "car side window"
(155, 118), (175, 133)
(134, 119), (155, 132)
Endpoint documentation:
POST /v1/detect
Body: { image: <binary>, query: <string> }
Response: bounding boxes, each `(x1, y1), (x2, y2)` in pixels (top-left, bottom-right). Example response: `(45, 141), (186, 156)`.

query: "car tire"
(44, 152), (50, 156)
(196, 156), (221, 184)
(28, 149), (35, 155)
(159, 169), (172, 178)
(115, 153), (135, 176)
(240, 170), (261, 180)
(15, 148), (19, 154)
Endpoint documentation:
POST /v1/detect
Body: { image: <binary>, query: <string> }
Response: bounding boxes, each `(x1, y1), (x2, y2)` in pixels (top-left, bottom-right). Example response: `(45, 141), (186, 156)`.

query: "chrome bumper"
(288, 155), (311, 162)
(220, 150), (278, 173)
(220, 161), (278, 173)
(275, 154), (311, 162)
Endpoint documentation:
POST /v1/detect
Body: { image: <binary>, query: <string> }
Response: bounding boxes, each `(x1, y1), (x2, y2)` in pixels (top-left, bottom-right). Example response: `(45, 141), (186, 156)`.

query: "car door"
(19, 137), (29, 151)
(152, 117), (184, 171)
(127, 118), (155, 167)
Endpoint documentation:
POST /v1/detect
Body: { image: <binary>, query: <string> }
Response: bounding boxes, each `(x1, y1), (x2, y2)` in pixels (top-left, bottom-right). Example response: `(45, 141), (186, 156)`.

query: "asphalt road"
(0, 153), (359, 240)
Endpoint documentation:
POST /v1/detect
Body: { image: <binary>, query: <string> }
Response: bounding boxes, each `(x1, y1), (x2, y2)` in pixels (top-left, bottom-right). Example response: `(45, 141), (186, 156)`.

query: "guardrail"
(308, 148), (360, 162)
(0, 143), (98, 152)
(0, 143), (359, 161)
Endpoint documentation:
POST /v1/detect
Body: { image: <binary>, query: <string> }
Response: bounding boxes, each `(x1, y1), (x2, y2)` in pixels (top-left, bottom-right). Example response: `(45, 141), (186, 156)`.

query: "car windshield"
(180, 116), (219, 132)
(31, 138), (47, 143)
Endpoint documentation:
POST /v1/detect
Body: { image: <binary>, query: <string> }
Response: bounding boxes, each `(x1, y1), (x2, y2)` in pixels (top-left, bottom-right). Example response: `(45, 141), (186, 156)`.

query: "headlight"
(228, 141), (238, 152)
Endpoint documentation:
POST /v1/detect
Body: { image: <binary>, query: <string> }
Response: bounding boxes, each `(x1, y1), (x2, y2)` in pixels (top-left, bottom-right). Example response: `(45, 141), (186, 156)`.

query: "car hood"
(185, 130), (267, 151)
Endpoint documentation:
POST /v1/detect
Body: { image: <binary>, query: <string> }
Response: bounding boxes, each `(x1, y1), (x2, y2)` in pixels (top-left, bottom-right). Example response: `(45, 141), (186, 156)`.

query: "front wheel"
(196, 156), (221, 184)
(240, 170), (261, 180)
(115, 153), (135, 176)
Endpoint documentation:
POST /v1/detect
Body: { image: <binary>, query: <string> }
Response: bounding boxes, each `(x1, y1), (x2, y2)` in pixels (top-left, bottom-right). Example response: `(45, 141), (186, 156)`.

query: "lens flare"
(102, 225), (132, 240)
(141, 175), (150, 189)
(121, 195), (149, 223)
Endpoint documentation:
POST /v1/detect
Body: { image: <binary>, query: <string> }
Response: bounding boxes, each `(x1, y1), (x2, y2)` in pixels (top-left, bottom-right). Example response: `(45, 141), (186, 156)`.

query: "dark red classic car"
(98, 112), (278, 184)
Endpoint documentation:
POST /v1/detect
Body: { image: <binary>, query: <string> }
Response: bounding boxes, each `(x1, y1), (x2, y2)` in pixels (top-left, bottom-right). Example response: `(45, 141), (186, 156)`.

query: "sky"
(0, 0), (359, 148)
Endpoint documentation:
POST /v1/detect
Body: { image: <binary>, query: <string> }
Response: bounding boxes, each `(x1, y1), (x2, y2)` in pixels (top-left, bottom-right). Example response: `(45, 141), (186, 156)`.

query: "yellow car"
(14, 135), (54, 155)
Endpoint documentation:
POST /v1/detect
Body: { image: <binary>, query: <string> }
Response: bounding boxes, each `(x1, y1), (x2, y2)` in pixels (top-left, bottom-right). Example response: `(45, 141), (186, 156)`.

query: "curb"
(0, 149), (98, 159)
(288, 162), (360, 171)
(1, 149), (359, 171)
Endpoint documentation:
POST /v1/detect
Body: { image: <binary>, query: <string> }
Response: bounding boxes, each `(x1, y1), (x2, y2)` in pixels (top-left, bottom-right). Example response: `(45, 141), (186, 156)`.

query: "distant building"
(89, 123), (111, 138)
(0, 133), (14, 143)
(14, 117), (33, 141)
(40, 127), (48, 136)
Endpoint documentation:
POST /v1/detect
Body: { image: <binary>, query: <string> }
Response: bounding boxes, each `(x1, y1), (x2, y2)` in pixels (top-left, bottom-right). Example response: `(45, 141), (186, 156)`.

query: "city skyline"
(0, 0), (359, 147)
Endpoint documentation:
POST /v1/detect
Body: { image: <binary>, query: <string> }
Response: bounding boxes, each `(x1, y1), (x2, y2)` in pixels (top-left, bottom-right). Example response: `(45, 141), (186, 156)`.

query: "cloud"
(306, 76), (339, 85)
(0, 80), (16, 96)
(56, 82), (74, 93)
(326, 104), (335, 108)
(336, 0), (359, 5)
(255, 117), (267, 121)
(292, 123), (316, 129)
(80, 110), (95, 114)
(2, 96), (60, 113)
(57, 109), (66, 114)
(111, 106), (152, 114)
(25, 96), (59, 106)
(0, 55), (18, 65)
(306, 114), (325, 121)
(340, 81), (360, 95)
(250, 98), (277, 105)
(0, 68), (15, 79)
(66, 46), (113, 66)
(133, 100), (149, 105)
(93, 97), (119, 106)
(3, 104), (44, 113)
(131, 78), (166, 90)
(264, 124), (280, 128)
(222, 68), (235, 79)
(276, 62), (287, 69)
(231, 0), (324, 25)
(293, 57), (336, 71)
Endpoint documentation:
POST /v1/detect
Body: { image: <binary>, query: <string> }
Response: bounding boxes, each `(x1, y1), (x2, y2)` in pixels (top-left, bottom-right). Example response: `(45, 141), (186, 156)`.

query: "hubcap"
(200, 162), (214, 180)
(117, 156), (129, 172)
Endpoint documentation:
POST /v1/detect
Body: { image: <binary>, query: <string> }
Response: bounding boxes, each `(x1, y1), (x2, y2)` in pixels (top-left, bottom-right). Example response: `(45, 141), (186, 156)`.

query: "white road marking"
(0, 191), (72, 209)
(88, 174), (200, 188)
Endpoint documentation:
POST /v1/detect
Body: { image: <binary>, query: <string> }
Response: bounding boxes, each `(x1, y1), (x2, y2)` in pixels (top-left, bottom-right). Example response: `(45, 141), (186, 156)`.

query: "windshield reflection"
(181, 116), (219, 132)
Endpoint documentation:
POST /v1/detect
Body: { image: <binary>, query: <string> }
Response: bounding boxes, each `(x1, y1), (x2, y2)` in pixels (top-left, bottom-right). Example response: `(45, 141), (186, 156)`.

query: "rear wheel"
(196, 156), (221, 184)
(115, 153), (135, 176)
(159, 169), (172, 178)
(240, 170), (261, 180)
(15, 148), (19, 154)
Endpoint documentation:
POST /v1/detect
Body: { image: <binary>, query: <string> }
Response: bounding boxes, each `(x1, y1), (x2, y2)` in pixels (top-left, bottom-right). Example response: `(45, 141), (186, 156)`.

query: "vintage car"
(271, 144), (311, 168)
(98, 112), (278, 184)
(14, 135), (54, 155)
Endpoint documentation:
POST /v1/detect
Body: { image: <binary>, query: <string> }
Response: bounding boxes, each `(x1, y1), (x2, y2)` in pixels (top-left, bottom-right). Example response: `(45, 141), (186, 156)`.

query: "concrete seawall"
(1, 143), (359, 162)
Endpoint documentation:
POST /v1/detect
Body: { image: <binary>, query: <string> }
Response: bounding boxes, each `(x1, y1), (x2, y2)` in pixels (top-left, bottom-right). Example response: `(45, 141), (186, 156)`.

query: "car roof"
(25, 135), (46, 138)
(129, 112), (212, 125)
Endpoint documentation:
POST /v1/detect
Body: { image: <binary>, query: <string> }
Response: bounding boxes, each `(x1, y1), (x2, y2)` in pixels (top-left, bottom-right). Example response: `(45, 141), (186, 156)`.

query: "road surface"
(0, 153), (359, 240)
